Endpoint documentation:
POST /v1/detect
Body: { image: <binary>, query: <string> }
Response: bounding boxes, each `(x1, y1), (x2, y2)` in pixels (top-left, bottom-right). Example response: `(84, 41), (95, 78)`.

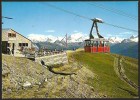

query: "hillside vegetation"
(2, 49), (138, 98)
(2, 54), (104, 98)
(68, 49), (138, 98)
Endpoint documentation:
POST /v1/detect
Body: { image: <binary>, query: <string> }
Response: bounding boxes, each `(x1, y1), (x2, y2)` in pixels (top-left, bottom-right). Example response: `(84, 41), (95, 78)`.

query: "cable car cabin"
(84, 38), (110, 53)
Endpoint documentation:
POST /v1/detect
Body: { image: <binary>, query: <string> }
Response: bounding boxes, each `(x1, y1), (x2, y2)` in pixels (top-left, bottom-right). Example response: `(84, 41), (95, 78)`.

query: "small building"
(2, 28), (34, 55)
(84, 38), (110, 53)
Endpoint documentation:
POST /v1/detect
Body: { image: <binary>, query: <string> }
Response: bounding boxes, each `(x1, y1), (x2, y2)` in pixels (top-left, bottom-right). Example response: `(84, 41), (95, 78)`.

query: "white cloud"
(73, 30), (79, 33)
(68, 32), (88, 42)
(45, 30), (55, 33)
(118, 32), (133, 35)
(106, 33), (114, 37)
(27, 33), (63, 43)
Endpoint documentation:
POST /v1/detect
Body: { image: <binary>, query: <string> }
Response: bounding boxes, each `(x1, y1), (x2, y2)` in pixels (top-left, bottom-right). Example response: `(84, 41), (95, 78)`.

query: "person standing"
(12, 49), (14, 56)
(7, 47), (10, 55)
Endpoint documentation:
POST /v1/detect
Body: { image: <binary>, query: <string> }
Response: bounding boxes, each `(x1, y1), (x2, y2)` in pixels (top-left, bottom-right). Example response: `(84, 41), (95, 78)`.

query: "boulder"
(23, 81), (31, 87)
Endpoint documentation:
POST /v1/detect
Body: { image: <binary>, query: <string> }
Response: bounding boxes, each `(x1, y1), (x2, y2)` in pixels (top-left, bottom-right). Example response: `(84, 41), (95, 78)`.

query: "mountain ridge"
(28, 34), (138, 44)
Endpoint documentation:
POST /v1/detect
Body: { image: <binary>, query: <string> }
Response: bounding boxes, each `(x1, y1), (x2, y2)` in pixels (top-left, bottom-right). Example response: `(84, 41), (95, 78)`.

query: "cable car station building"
(84, 18), (110, 53)
(2, 28), (33, 55)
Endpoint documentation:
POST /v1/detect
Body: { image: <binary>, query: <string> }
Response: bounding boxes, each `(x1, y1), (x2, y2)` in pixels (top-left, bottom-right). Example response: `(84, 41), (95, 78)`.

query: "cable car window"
(85, 41), (88, 46)
(84, 41), (87, 46)
(88, 41), (90, 46)
(90, 41), (94, 46)
(99, 41), (104, 47)
(86, 41), (88, 46)
(101, 41), (104, 47)
(104, 41), (107, 46)
(105, 42), (109, 46)
(97, 41), (99, 47)
(107, 42), (110, 46)
(93, 41), (96, 46)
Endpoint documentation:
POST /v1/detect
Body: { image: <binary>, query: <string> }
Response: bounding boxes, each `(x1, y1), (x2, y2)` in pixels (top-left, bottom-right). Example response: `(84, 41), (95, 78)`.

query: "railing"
(24, 50), (66, 58)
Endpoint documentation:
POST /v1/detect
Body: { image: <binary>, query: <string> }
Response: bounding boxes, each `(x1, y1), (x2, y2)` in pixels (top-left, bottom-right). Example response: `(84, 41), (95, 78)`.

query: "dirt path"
(113, 54), (138, 89)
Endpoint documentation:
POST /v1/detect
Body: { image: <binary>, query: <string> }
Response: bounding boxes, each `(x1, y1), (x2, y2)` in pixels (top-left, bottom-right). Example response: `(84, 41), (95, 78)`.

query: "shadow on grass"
(118, 87), (138, 97)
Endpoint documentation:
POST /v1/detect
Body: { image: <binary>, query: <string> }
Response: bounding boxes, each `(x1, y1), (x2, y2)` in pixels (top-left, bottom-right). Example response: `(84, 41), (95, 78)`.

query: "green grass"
(122, 61), (138, 86)
(68, 50), (138, 98)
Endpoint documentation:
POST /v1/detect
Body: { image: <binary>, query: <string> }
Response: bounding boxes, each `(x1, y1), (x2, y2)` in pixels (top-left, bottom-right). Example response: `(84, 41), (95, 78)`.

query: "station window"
(8, 33), (16, 37)
(7, 43), (10, 47)
(23, 43), (25, 46)
(25, 43), (28, 46)
(8, 33), (11, 37)
(19, 43), (28, 47)
(19, 43), (22, 47)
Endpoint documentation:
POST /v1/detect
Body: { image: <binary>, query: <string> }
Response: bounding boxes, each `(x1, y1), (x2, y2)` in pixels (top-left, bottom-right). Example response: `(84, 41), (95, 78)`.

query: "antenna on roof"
(2, 16), (13, 24)
(60, 33), (68, 49)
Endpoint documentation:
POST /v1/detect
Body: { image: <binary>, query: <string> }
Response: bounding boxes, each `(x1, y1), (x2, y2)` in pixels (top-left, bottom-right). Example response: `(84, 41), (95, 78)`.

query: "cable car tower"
(84, 18), (110, 53)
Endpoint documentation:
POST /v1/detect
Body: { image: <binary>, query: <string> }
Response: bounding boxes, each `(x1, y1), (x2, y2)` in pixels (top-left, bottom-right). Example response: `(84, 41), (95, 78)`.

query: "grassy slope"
(68, 50), (138, 98)
(112, 53), (138, 86)
(122, 59), (138, 86)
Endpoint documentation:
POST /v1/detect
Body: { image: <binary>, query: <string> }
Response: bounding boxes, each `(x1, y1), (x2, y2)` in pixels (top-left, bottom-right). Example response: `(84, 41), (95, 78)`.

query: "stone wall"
(35, 52), (68, 66)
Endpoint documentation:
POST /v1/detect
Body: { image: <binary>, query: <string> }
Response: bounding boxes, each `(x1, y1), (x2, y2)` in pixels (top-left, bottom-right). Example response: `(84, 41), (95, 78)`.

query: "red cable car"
(84, 18), (110, 53)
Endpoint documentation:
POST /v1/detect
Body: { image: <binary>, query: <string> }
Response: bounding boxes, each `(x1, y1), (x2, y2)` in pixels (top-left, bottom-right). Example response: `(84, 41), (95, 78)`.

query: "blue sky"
(2, 1), (138, 39)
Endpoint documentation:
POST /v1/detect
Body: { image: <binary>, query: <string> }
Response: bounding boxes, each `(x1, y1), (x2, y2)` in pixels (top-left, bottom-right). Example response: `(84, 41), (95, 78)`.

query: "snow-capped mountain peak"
(130, 35), (135, 39)
(27, 33), (88, 43)
(27, 33), (138, 44)
(107, 35), (138, 44)
(121, 35), (138, 43)
(108, 37), (123, 44)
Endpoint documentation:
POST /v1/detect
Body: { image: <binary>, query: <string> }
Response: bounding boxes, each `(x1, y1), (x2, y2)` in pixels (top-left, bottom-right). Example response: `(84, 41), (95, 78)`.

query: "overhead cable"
(87, 3), (137, 20)
(46, 3), (91, 20)
(45, 3), (138, 33)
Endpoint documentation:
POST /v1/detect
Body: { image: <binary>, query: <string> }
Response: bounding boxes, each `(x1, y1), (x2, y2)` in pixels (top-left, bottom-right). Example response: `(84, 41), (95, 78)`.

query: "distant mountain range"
(110, 35), (138, 59)
(30, 35), (138, 59)
(108, 35), (138, 44)
(110, 42), (138, 59)
(28, 33), (88, 43)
